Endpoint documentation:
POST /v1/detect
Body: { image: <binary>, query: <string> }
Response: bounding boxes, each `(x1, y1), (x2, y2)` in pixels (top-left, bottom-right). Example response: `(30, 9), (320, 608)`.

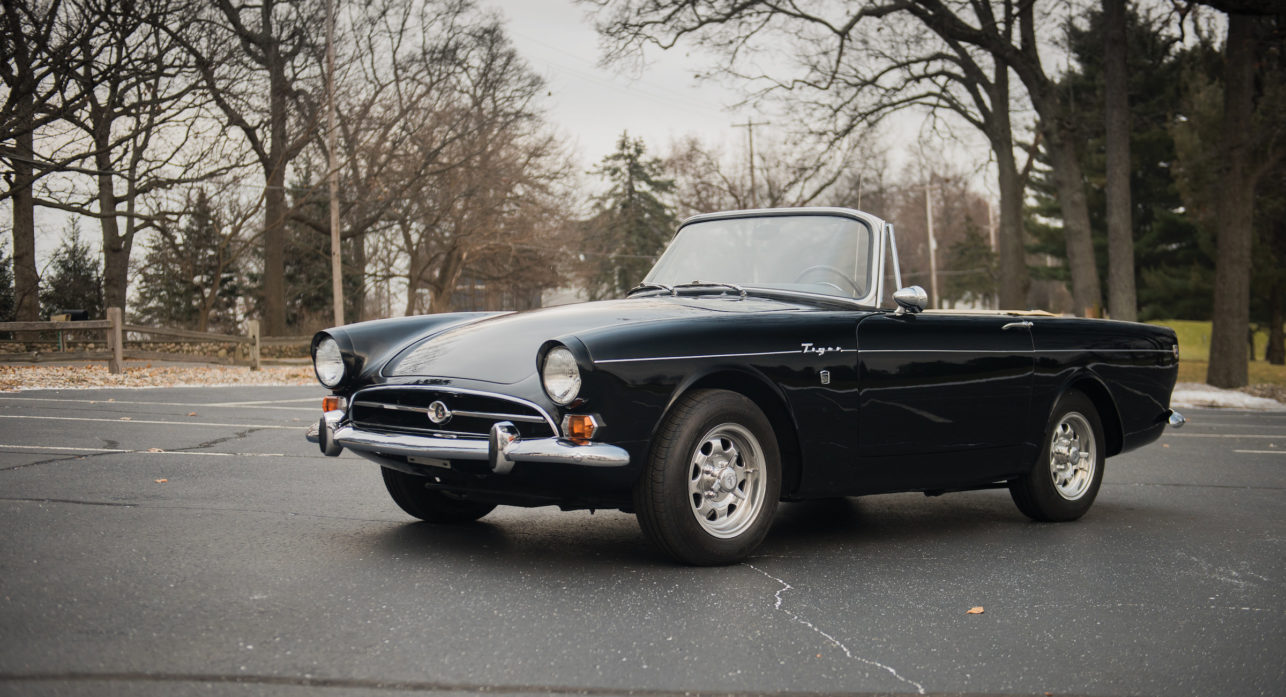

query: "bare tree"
(31, 0), (239, 315)
(1, 0), (96, 319)
(589, 0), (1102, 314)
(340, 4), (568, 314)
(169, 0), (324, 335)
(665, 131), (860, 220)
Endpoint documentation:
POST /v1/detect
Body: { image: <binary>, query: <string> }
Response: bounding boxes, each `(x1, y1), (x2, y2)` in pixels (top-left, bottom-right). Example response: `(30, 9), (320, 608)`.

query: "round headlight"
(313, 336), (346, 388)
(541, 346), (581, 405)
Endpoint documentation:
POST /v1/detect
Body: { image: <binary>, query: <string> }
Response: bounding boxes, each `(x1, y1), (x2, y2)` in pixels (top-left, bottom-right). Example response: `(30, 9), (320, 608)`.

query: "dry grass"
(0, 362), (316, 392)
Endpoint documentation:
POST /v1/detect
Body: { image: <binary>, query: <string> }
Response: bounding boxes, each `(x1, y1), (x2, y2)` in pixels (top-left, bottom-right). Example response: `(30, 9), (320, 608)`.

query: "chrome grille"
(349, 386), (556, 440)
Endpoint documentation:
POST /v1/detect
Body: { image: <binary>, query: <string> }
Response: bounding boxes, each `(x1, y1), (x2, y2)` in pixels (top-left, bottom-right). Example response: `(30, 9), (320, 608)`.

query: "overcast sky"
(492, 0), (758, 169)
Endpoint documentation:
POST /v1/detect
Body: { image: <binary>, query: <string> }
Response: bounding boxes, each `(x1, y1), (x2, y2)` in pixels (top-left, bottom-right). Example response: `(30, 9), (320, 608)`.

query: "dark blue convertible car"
(306, 207), (1183, 564)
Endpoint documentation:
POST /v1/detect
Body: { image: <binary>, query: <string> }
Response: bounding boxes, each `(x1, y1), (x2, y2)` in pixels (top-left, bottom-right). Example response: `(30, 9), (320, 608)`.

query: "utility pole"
(732, 118), (769, 208)
(327, 0), (344, 326)
(925, 182), (939, 309)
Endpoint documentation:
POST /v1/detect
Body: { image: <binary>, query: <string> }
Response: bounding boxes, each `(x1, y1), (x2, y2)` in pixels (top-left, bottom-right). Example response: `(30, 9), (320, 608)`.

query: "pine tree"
(40, 220), (104, 319)
(134, 191), (243, 331)
(941, 220), (997, 309)
(1025, 8), (1217, 320)
(582, 132), (677, 300)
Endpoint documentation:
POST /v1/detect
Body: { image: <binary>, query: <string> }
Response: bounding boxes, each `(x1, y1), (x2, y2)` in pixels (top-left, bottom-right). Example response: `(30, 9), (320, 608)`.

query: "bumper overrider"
(305, 410), (631, 474)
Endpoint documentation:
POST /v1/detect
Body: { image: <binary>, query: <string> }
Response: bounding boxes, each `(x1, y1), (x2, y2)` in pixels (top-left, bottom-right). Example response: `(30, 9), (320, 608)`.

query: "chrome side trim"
(595, 349), (804, 364)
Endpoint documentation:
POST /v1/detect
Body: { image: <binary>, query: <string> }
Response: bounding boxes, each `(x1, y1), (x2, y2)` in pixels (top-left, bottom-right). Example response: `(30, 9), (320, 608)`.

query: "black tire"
(635, 389), (781, 565)
(381, 468), (495, 523)
(1010, 390), (1106, 522)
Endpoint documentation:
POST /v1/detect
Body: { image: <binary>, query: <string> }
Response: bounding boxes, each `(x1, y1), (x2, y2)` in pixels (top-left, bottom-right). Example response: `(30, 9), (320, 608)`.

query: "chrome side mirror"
(893, 285), (928, 315)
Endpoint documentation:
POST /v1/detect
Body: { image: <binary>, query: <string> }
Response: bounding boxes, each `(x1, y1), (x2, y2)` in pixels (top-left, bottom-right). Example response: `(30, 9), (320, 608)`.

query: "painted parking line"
(0, 415), (299, 430)
(1233, 450), (1286, 455)
(0, 444), (286, 457)
(205, 397), (320, 407)
(0, 396), (317, 412)
(1165, 433), (1282, 439)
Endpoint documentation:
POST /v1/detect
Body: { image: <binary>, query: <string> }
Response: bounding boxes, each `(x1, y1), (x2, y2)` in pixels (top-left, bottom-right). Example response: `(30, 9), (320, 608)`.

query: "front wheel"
(635, 389), (781, 565)
(1010, 390), (1106, 522)
(381, 468), (495, 523)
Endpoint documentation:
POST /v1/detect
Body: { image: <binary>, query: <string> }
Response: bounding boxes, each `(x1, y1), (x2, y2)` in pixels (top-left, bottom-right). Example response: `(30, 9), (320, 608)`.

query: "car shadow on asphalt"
(358, 491), (1168, 568)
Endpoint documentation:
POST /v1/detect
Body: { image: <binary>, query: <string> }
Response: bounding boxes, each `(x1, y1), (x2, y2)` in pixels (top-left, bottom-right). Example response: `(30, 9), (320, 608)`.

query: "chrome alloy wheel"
(686, 423), (766, 539)
(1049, 411), (1096, 500)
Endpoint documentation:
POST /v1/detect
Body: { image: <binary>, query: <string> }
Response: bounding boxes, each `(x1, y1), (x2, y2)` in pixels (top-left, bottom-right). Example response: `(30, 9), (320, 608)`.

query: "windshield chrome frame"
(663, 207), (892, 309)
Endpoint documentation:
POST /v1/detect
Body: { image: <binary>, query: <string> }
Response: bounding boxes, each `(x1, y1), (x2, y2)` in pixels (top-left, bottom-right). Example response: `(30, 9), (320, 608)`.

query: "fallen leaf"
(188, 412), (198, 417)
(120, 416), (132, 421)
(1162, 444), (1170, 448)
(154, 478), (168, 483)
(967, 606), (984, 614)
(107, 398), (115, 402)
(147, 448), (164, 453)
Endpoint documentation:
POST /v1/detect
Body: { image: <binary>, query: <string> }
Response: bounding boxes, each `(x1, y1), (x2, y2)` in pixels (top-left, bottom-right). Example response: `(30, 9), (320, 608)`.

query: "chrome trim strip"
(451, 410), (546, 424)
(332, 425), (631, 469)
(596, 349), (807, 364)
(859, 348), (1174, 354)
(350, 385), (558, 434)
(627, 285), (873, 309)
(1038, 348), (1177, 353)
(351, 400), (545, 424)
(351, 423), (484, 440)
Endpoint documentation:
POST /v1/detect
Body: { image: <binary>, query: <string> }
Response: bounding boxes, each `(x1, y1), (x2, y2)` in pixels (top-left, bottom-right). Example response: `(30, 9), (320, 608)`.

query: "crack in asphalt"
(0, 496), (137, 508)
(189, 427), (261, 451)
(744, 563), (926, 695)
(0, 671), (944, 696)
(0, 451), (116, 472)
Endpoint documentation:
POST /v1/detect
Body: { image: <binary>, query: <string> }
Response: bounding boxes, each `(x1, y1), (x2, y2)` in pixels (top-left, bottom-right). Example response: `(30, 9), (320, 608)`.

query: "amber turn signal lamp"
(322, 395), (344, 413)
(561, 414), (601, 442)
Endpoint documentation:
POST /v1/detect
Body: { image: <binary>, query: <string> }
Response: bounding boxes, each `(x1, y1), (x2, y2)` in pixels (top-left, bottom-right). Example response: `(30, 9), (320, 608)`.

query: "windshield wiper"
(672, 280), (747, 298)
(627, 281), (675, 296)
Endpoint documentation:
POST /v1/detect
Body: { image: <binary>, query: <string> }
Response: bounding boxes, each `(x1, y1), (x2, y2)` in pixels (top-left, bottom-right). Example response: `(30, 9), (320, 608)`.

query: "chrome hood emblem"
(427, 400), (452, 424)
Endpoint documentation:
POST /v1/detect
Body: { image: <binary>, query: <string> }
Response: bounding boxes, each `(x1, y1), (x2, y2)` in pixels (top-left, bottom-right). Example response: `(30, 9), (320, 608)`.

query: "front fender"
(313, 312), (500, 391)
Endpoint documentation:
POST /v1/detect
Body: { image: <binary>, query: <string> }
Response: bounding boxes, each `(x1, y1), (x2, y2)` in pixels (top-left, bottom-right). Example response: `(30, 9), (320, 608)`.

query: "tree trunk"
(260, 16), (288, 336)
(1043, 121), (1102, 317)
(1207, 13), (1258, 388)
(348, 234), (366, 321)
(95, 126), (130, 316)
(427, 247), (466, 314)
(1268, 278), (1284, 365)
(990, 66), (1029, 310)
(1103, 0), (1137, 322)
(11, 96), (40, 321)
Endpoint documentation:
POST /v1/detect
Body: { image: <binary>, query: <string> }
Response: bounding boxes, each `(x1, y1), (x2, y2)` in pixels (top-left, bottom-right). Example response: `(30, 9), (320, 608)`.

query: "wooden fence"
(0, 308), (312, 373)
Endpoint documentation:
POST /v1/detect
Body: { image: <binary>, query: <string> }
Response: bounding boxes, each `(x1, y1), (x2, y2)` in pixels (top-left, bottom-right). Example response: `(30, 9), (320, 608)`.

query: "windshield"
(643, 214), (875, 301)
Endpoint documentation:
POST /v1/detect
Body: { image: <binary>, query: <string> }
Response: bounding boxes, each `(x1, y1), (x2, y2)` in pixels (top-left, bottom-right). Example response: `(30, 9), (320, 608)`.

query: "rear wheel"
(1010, 390), (1105, 522)
(381, 468), (495, 523)
(635, 389), (781, 565)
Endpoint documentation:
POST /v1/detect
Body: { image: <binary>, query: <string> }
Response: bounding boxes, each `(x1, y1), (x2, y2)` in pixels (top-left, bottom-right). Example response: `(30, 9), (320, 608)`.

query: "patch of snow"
(1171, 382), (1286, 411)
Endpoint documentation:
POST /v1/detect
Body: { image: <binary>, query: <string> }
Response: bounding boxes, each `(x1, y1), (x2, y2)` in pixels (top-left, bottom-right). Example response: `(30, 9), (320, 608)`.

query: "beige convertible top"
(921, 309), (1059, 317)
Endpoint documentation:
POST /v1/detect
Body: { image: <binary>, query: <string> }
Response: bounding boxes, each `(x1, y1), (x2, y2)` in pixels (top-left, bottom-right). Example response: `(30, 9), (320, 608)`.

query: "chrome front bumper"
(305, 410), (630, 474)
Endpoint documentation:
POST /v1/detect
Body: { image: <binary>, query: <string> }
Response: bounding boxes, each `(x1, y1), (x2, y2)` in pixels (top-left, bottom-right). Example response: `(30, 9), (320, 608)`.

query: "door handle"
(1001, 321), (1033, 330)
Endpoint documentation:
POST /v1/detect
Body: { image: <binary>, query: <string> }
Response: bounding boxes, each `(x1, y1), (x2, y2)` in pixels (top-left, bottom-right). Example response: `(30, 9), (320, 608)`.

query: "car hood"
(383, 295), (814, 383)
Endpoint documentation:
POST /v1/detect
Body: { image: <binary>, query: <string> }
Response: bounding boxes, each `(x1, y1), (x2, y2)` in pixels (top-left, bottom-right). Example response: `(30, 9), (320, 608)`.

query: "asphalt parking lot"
(0, 386), (1282, 697)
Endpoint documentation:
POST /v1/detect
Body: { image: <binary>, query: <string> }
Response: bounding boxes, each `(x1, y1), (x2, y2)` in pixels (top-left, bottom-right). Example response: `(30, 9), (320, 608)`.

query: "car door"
(852, 312), (1034, 491)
